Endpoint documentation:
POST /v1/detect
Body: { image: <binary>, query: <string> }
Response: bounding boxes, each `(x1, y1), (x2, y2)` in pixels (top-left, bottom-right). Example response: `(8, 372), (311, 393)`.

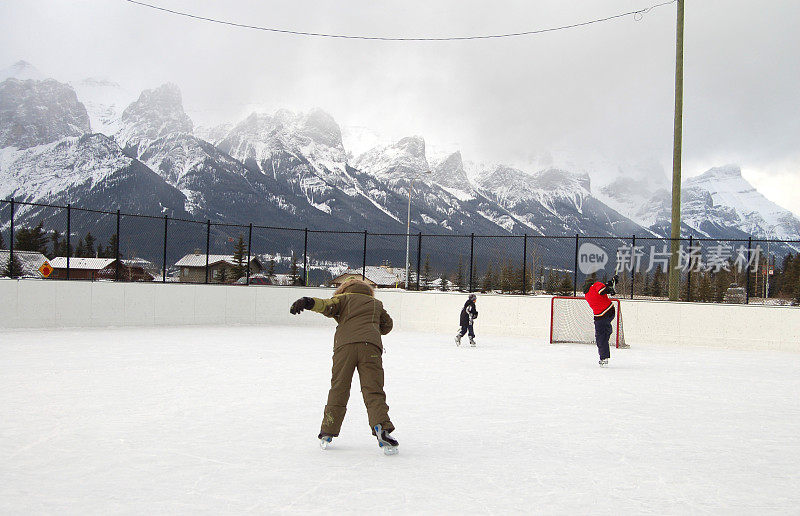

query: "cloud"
(0, 0), (798, 210)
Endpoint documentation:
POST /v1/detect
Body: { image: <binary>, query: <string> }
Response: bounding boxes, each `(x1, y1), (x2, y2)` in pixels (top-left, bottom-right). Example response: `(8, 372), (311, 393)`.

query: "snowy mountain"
(0, 78), (90, 148)
(70, 77), (134, 136)
(599, 164), (800, 242)
(477, 166), (646, 238)
(682, 166), (800, 240)
(0, 133), (188, 223)
(0, 60), (46, 82)
(115, 83), (193, 155)
(4, 61), (799, 271)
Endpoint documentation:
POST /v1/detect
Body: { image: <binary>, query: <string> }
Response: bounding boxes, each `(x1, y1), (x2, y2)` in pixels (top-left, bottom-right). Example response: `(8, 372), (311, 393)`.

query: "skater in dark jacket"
(289, 278), (398, 453)
(583, 275), (618, 367)
(455, 293), (478, 347)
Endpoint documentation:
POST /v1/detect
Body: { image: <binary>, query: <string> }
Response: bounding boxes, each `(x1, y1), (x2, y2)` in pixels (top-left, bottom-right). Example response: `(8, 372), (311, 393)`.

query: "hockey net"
(550, 296), (627, 348)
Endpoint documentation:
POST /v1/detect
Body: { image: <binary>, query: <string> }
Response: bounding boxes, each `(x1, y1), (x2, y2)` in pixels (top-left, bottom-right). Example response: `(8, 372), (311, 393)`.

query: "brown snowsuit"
(310, 279), (394, 437)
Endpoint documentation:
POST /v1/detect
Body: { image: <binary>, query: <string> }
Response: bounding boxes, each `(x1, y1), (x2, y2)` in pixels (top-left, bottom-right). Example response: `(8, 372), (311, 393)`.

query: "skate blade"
(320, 437), (332, 450)
(382, 445), (399, 456)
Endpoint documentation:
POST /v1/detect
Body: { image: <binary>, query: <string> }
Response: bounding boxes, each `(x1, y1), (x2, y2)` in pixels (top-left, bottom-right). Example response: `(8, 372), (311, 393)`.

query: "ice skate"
(319, 433), (334, 450)
(599, 358), (608, 367)
(455, 334), (462, 346)
(618, 342), (630, 349)
(469, 337), (476, 347)
(373, 424), (399, 455)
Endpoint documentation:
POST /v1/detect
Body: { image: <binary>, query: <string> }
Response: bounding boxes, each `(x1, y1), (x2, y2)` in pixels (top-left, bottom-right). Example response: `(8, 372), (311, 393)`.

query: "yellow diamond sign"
(39, 261), (53, 278)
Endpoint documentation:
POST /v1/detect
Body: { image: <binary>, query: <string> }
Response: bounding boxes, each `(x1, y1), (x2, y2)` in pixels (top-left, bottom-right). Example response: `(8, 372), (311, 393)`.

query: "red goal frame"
(549, 296), (624, 348)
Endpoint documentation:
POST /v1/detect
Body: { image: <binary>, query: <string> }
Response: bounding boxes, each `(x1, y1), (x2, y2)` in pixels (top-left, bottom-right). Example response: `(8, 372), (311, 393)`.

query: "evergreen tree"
(232, 234), (248, 280)
(217, 267), (229, 283)
(3, 253), (24, 278)
(74, 237), (86, 258)
(422, 255), (432, 290)
(49, 230), (62, 259)
(581, 272), (598, 293)
(545, 269), (558, 294)
(83, 232), (96, 257)
(454, 256), (466, 292)
(15, 221), (49, 254)
(482, 263), (495, 292)
(290, 254), (301, 286)
(439, 272), (449, 292)
(558, 273), (574, 296)
(266, 259), (276, 283)
(697, 271), (713, 302)
(651, 265), (664, 298)
(0, 231), (5, 249)
(103, 234), (119, 258)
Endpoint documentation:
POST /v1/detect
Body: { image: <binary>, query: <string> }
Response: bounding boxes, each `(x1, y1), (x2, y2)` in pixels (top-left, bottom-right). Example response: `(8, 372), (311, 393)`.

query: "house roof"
(333, 266), (404, 286)
(49, 257), (116, 270)
(0, 250), (50, 277)
(174, 253), (262, 268)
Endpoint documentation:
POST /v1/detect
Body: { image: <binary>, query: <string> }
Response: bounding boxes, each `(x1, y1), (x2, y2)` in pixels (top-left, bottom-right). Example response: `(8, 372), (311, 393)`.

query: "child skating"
(583, 275), (618, 367)
(455, 293), (478, 347)
(289, 278), (398, 454)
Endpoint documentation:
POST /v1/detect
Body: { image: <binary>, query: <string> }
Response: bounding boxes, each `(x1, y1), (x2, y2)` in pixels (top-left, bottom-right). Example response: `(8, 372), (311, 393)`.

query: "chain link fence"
(1, 199), (799, 305)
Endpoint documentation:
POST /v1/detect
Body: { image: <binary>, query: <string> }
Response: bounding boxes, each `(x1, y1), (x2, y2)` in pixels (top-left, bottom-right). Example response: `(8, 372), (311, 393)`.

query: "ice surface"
(2, 325), (799, 514)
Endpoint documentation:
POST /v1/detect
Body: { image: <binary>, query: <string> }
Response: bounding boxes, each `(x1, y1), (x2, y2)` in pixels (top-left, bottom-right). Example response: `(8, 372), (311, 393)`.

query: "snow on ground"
(2, 325), (799, 514)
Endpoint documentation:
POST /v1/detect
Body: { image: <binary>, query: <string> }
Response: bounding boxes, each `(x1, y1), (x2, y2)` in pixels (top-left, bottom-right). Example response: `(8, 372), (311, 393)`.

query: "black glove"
(605, 275), (618, 296)
(290, 297), (314, 315)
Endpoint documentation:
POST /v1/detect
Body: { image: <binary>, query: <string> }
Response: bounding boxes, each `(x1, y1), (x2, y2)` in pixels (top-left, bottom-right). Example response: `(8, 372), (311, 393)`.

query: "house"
(48, 257), (154, 281)
(49, 257), (118, 280)
(0, 250), (51, 278)
(330, 266), (405, 289)
(174, 251), (263, 283)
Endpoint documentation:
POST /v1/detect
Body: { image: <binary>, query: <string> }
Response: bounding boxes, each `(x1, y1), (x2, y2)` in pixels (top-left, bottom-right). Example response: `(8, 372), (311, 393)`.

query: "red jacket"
(585, 281), (613, 317)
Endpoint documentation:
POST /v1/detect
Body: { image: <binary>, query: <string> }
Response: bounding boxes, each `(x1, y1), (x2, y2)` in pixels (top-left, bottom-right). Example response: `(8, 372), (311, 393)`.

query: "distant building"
(175, 251), (263, 283)
(49, 257), (115, 280)
(0, 250), (51, 278)
(48, 257), (154, 281)
(330, 266), (404, 289)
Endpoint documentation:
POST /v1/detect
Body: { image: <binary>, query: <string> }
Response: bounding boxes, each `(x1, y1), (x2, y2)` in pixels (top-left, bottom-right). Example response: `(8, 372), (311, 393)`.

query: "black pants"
(457, 324), (475, 339)
(594, 306), (615, 360)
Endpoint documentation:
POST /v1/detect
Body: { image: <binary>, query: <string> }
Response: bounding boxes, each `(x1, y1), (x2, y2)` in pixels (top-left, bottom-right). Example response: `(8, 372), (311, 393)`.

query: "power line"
(123, 0), (676, 42)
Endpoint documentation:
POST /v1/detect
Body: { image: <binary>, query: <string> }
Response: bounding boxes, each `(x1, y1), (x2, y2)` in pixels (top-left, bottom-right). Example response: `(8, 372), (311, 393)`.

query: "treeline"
(411, 253), (800, 303)
(3, 221), (119, 259)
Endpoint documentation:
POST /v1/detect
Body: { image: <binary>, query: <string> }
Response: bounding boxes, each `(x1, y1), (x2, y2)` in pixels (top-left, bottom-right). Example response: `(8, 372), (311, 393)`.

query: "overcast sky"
(1, 0), (799, 214)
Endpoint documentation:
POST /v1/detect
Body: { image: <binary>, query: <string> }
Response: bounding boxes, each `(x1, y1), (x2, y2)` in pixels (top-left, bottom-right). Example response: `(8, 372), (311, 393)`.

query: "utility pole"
(668, 0), (685, 301)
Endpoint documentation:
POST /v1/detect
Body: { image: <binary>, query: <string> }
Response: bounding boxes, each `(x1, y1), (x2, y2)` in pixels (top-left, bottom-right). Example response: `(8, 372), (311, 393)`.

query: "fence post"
(686, 235), (693, 301)
(205, 220), (210, 284)
(247, 223), (252, 285)
(303, 228), (308, 286)
(9, 198), (14, 279)
(573, 234), (579, 297)
(745, 236), (752, 304)
(66, 203), (71, 279)
(162, 214), (168, 283)
(521, 234), (527, 294)
(115, 209), (120, 281)
(416, 232), (422, 291)
(630, 235), (636, 300)
(362, 230), (367, 280)
(469, 233), (475, 292)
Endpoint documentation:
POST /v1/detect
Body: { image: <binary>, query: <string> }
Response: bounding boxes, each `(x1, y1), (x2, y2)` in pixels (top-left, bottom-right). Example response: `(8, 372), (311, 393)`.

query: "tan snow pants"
(320, 342), (393, 436)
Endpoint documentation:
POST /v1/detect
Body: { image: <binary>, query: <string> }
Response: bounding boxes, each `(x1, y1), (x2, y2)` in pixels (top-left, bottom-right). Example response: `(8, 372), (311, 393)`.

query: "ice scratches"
(7, 426), (65, 461)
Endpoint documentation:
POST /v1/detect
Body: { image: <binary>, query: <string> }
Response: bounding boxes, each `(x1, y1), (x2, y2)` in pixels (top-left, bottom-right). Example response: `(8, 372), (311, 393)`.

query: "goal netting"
(550, 296), (627, 348)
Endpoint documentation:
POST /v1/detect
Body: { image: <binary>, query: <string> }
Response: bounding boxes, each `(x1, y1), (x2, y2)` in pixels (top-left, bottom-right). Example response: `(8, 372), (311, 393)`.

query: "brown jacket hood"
(334, 278), (375, 297)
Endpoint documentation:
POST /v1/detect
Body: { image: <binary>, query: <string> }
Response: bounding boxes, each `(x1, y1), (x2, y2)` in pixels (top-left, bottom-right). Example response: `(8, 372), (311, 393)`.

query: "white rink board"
(1, 279), (799, 352)
(1, 325), (799, 514)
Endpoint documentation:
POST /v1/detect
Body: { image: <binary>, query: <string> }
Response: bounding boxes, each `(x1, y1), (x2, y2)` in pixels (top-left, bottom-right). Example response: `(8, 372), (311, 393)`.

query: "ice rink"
(2, 325), (799, 514)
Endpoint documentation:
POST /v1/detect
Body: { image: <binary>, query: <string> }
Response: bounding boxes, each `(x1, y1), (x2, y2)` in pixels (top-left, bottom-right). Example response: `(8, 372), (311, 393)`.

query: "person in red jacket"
(583, 274), (618, 367)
